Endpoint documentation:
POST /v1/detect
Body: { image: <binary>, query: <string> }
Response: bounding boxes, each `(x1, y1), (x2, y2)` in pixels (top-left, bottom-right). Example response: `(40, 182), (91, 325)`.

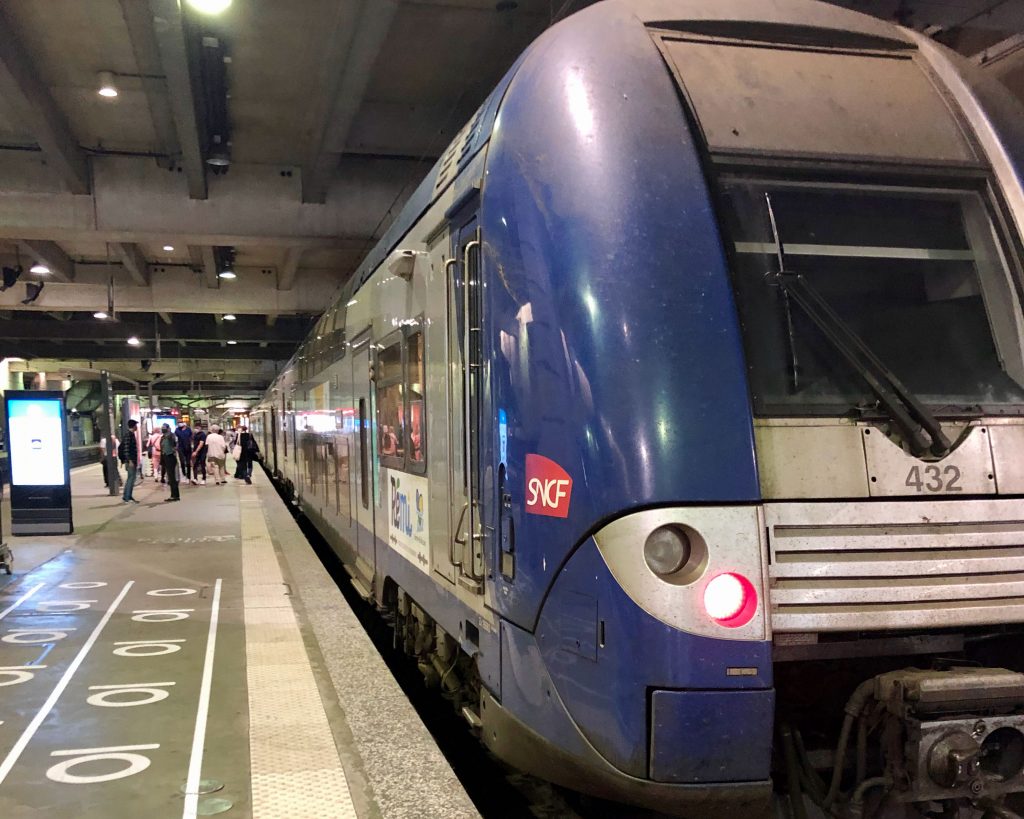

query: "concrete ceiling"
(0, 0), (561, 400)
(0, 0), (1020, 403)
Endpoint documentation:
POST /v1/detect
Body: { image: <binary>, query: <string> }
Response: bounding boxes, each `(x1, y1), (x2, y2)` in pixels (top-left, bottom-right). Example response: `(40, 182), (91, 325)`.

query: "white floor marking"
(0, 581), (134, 786)
(46, 744), (160, 784)
(182, 578), (222, 819)
(131, 609), (193, 622)
(0, 583), (45, 621)
(86, 681), (175, 708)
(0, 666), (47, 687)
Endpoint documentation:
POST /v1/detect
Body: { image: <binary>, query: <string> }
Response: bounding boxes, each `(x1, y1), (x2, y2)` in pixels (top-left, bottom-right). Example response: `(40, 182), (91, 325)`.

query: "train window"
(660, 37), (977, 165)
(407, 331), (426, 470)
(376, 338), (405, 468)
(719, 182), (1024, 416)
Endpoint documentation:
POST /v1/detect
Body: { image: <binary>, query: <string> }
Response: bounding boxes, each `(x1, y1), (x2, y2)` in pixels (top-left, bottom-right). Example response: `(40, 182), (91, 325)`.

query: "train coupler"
(872, 668), (1024, 811)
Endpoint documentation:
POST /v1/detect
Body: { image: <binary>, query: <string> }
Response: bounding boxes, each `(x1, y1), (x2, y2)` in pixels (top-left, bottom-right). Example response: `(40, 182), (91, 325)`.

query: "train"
(252, 1), (1024, 816)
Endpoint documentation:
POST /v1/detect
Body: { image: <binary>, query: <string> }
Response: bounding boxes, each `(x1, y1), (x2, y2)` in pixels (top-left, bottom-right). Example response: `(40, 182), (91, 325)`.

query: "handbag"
(231, 444), (242, 460)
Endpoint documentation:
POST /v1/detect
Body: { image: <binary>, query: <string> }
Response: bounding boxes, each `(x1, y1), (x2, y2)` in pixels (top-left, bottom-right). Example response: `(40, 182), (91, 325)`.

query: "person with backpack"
(118, 419), (140, 504)
(160, 423), (180, 502)
(233, 426), (259, 485)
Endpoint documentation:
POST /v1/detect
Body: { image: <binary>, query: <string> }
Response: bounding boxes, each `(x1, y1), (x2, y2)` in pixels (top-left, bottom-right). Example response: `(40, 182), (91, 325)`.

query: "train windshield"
(719, 182), (1024, 417)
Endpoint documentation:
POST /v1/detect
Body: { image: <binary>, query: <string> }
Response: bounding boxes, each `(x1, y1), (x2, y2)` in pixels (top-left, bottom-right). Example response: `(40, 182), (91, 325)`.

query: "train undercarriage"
(775, 629), (1024, 819)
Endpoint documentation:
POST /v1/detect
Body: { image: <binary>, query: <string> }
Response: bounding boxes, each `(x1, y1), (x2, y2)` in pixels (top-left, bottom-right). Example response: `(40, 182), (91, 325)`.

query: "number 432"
(905, 464), (962, 493)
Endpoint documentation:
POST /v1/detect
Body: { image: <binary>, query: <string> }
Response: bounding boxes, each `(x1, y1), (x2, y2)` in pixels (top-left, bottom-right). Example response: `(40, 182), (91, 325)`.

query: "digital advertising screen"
(7, 396), (67, 486)
(155, 414), (177, 430)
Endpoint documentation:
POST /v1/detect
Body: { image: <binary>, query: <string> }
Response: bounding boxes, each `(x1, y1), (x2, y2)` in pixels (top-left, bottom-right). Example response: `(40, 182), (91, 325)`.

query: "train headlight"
(643, 525), (691, 576)
(593, 507), (767, 640)
(704, 573), (757, 628)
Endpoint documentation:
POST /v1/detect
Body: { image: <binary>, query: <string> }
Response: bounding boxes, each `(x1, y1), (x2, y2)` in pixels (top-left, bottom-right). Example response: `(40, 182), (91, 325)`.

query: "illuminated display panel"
(8, 398), (66, 486)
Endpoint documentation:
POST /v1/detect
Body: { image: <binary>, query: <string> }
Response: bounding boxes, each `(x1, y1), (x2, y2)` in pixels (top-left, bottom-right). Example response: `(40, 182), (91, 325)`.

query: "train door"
(350, 331), (376, 577)
(270, 406), (279, 475)
(449, 216), (485, 593)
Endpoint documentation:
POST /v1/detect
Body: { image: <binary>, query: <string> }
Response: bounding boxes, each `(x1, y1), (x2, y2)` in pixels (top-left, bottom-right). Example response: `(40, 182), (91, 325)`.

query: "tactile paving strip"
(239, 498), (357, 819)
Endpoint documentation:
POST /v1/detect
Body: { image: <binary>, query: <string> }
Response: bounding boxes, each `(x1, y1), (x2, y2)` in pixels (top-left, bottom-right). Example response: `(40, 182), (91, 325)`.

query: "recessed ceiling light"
(93, 311), (108, 320)
(29, 263), (49, 274)
(226, 340), (237, 345)
(218, 270), (236, 280)
(186, 0), (232, 13)
(97, 71), (118, 98)
(127, 336), (141, 346)
(163, 244), (174, 252)
(223, 313), (236, 321)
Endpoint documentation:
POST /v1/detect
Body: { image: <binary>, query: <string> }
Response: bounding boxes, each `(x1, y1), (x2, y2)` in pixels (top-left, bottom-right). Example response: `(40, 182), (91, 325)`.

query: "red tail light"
(704, 573), (757, 628)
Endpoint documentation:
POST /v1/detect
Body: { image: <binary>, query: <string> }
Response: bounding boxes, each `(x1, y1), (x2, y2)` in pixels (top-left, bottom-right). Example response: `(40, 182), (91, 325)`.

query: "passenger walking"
(233, 426), (258, 485)
(118, 419), (140, 504)
(205, 425), (228, 485)
(160, 424), (180, 502)
(175, 421), (193, 483)
(191, 423), (207, 485)
(147, 428), (163, 480)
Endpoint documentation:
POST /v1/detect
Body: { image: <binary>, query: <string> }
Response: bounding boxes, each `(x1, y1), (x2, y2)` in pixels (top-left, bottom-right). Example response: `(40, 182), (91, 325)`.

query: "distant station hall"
(2, 1), (1024, 818)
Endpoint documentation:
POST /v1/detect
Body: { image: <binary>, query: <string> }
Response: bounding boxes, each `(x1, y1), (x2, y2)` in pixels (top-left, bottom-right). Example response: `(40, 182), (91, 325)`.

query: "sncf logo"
(525, 454), (573, 519)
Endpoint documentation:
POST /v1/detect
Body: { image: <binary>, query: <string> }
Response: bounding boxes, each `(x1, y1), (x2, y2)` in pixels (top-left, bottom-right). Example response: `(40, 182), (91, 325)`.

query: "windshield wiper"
(763, 193), (952, 458)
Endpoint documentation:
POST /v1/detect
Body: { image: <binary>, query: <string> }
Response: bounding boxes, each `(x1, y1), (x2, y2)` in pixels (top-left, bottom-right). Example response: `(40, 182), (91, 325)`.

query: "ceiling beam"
(19, 239), (74, 282)
(190, 245), (219, 289)
(9, 358), (278, 376)
(113, 242), (150, 286)
(302, 0), (401, 203)
(278, 247), (303, 290)
(148, 0), (207, 199)
(0, 267), (333, 314)
(0, 317), (306, 343)
(159, 311), (172, 324)
(118, 0), (180, 165)
(0, 155), (427, 247)
(0, 339), (291, 362)
(0, 6), (90, 194)
(974, 32), (1024, 72)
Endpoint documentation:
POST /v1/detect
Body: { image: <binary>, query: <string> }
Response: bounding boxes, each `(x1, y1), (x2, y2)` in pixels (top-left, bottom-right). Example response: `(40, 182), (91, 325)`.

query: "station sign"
(4, 390), (73, 534)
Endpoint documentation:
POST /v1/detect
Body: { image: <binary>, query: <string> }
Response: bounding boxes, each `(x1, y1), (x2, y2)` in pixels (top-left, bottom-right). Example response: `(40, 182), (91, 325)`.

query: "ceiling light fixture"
(226, 340), (237, 345)
(93, 311), (108, 320)
(347, 299), (357, 307)
(218, 270), (236, 280)
(186, 0), (232, 14)
(223, 314), (236, 321)
(29, 263), (49, 275)
(97, 71), (119, 98)
(162, 245), (174, 252)
(127, 336), (141, 346)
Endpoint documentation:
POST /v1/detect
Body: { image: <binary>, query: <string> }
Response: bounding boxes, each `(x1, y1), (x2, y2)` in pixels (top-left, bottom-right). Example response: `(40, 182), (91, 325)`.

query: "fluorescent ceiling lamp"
(226, 340), (237, 345)
(218, 270), (236, 280)
(186, 0), (232, 14)
(162, 244), (174, 252)
(29, 263), (49, 274)
(223, 313), (236, 321)
(347, 299), (357, 307)
(127, 336), (141, 346)
(93, 311), (108, 320)
(97, 71), (118, 98)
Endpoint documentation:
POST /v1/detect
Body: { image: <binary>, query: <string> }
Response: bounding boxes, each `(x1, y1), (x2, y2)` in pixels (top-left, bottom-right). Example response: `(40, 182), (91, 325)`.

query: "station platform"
(0, 464), (478, 819)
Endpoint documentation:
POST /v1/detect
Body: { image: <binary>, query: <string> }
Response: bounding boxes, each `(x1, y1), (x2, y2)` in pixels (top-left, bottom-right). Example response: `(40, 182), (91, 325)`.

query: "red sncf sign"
(525, 454), (573, 518)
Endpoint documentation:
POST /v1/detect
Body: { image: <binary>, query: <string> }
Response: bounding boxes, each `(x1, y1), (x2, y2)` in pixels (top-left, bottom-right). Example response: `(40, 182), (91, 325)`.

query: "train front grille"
(765, 499), (1024, 633)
